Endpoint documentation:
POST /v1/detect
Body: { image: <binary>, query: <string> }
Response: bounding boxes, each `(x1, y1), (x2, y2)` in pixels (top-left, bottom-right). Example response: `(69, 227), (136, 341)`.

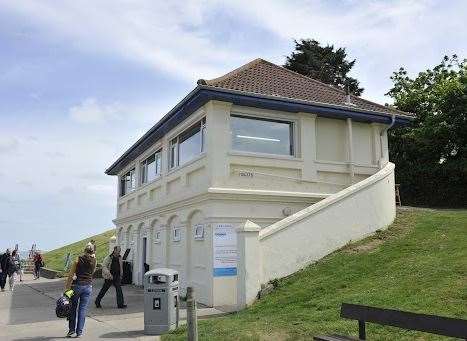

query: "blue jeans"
(69, 284), (92, 335)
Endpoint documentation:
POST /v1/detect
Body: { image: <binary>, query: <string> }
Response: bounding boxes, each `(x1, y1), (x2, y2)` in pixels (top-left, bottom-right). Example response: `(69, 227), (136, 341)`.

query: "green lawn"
(165, 209), (467, 340)
(43, 229), (115, 272)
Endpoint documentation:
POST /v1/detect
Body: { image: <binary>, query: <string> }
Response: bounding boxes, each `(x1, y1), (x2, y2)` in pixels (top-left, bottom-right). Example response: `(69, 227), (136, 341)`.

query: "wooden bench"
(314, 303), (467, 340)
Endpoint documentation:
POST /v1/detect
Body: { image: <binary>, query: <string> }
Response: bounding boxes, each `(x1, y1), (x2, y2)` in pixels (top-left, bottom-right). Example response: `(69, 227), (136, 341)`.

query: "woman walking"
(8, 250), (21, 291)
(33, 252), (44, 279)
(64, 243), (96, 338)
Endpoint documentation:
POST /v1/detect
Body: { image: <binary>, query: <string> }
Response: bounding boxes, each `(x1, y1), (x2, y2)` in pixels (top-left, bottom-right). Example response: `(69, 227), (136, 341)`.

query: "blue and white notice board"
(213, 223), (237, 277)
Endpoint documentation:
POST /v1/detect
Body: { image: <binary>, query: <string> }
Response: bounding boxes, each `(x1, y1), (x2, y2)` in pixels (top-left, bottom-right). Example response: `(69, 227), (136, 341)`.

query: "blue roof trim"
(105, 87), (412, 175)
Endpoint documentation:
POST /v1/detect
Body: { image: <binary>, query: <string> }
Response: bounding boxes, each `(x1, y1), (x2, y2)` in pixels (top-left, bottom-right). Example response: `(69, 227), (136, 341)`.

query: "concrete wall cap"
(237, 220), (261, 232)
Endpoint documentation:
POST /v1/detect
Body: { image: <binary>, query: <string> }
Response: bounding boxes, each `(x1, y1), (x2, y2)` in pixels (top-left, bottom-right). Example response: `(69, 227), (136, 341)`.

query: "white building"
(106, 59), (412, 310)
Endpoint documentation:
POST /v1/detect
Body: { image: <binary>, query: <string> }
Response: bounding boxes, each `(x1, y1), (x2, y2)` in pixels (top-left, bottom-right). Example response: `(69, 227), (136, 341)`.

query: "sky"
(0, 0), (466, 252)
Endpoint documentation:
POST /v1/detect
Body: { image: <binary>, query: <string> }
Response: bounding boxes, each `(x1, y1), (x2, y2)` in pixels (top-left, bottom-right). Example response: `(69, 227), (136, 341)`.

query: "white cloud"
(69, 98), (122, 123)
(0, 137), (19, 153)
(0, 1), (254, 82)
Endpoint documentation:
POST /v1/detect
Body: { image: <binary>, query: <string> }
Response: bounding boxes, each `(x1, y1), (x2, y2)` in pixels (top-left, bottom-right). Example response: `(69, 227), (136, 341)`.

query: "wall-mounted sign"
(213, 223), (237, 277)
(239, 171), (254, 177)
(194, 223), (205, 240)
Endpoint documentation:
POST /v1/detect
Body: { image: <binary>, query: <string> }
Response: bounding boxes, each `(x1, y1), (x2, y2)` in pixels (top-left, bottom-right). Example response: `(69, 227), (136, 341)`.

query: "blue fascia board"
(105, 88), (412, 175)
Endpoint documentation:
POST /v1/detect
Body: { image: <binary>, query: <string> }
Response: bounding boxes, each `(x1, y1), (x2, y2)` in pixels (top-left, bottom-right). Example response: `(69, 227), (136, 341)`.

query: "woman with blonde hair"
(64, 243), (96, 338)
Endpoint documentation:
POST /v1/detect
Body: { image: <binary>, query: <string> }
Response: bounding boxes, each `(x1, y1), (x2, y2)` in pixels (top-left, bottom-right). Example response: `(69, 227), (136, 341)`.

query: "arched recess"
(187, 209), (211, 306)
(134, 222), (146, 286)
(149, 219), (159, 268)
(166, 215), (187, 292)
(124, 225), (133, 258)
(117, 227), (124, 247)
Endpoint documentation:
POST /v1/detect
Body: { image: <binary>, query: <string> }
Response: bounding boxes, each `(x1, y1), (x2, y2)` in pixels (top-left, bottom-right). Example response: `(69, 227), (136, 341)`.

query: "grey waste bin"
(144, 268), (179, 335)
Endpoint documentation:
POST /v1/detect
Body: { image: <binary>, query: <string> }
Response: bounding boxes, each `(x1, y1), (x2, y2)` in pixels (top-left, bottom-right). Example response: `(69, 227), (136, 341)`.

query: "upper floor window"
(120, 168), (136, 196)
(141, 150), (161, 184)
(169, 118), (206, 169)
(231, 115), (294, 156)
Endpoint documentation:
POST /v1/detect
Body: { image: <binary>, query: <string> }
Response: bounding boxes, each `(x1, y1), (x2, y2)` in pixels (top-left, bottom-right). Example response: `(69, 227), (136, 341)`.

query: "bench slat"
(341, 303), (467, 339)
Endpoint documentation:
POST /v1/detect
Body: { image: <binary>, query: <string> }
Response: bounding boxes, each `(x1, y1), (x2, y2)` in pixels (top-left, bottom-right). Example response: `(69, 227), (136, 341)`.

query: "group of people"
(0, 248), (45, 291)
(64, 244), (126, 338)
(0, 249), (23, 291)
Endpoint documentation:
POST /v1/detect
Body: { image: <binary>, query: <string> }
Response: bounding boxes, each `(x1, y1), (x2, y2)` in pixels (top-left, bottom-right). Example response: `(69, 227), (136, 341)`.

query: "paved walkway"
(0, 274), (224, 340)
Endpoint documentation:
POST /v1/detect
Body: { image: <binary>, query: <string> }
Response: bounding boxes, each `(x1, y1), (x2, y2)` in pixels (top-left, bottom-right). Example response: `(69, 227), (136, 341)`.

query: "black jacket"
(0, 253), (11, 272)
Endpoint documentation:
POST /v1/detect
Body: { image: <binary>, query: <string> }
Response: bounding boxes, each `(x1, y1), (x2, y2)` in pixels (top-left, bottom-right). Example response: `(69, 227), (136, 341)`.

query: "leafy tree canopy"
(387, 55), (467, 207)
(284, 39), (364, 96)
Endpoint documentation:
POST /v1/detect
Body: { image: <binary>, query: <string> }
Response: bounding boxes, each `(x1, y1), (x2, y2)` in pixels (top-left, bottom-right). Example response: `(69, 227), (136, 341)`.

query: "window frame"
(140, 150), (162, 185)
(120, 167), (136, 197)
(154, 231), (161, 244)
(172, 227), (181, 242)
(169, 118), (206, 170)
(230, 114), (295, 157)
(194, 224), (205, 240)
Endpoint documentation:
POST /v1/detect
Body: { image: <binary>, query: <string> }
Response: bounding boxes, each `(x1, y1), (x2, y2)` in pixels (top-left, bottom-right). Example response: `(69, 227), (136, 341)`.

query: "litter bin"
(144, 268), (179, 335)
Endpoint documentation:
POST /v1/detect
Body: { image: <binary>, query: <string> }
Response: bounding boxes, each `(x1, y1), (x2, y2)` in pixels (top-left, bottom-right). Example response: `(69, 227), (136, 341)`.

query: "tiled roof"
(202, 58), (412, 117)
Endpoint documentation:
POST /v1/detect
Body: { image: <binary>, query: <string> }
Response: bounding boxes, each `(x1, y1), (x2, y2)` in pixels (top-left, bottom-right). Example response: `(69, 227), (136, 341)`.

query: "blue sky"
(0, 1), (466, 252)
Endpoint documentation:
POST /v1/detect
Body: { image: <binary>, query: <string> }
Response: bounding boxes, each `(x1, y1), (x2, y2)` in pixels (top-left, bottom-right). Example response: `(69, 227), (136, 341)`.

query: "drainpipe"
(346, 118), (355, 183)
(379, 113), (396, 167)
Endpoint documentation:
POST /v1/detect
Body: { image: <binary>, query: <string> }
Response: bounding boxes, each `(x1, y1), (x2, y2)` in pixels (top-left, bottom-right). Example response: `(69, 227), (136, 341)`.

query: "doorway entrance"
(141, 237), (147, 284)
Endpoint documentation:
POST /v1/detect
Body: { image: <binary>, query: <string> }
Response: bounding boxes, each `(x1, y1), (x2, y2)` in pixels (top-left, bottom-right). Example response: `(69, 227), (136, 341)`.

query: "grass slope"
(44, 229), (115, 272)
(165, 209), (467, 341)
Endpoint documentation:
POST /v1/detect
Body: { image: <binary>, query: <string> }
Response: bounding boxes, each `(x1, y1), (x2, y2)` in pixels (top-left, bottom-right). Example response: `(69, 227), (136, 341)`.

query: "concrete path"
(0, 274), (225, 340)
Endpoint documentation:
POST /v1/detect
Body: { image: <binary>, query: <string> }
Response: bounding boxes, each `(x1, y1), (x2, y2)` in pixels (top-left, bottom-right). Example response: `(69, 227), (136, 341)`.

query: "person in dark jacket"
(65, 243), (96, 338)
(33, 251), (44, 279)
(95, 246), (127, 309)
(0, 249), (11, 292)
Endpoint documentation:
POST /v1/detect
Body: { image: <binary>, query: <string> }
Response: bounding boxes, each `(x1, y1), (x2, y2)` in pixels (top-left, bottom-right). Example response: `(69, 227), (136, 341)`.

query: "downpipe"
(379, 113), (396, 167)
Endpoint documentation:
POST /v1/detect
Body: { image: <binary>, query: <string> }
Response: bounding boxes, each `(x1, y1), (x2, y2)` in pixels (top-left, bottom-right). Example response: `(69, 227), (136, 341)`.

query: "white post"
(346, 118), (355, 183)
(205, 100), (232, 187)
(236, 220), (261, 309)
(299, 113), (318, 182)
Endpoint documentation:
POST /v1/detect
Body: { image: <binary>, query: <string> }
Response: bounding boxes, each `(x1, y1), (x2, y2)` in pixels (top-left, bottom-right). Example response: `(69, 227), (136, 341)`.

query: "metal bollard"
(186, 287), (198, 341)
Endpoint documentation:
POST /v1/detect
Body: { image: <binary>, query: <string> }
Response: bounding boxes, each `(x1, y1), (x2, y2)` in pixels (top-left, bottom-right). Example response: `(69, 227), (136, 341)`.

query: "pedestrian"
(90, 239), (97, 254)
(64, 243), (96, 338)
(33, 251), (44, 279)
(12, 249), (22, 282)
(8, 250), (21, 291)
(0, 249), (11, 292)
(95, 246), (127, 309)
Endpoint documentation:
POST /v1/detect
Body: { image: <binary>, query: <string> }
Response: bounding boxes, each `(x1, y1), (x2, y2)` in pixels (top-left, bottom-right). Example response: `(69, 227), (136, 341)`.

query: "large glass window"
(231, 115), (294, 156)
(141, 151), (161, 184)
(120, 168), (136, 196)
(169, 118), (206, 169)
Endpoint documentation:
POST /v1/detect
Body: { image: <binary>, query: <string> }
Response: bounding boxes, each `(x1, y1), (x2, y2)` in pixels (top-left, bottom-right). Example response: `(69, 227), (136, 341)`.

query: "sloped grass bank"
(165, 209), (467, 340)
(44, 229), (115, 272)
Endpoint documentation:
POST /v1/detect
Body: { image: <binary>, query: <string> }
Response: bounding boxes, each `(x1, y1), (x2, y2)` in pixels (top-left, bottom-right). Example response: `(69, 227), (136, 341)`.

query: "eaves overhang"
(105, 86), (413, 176)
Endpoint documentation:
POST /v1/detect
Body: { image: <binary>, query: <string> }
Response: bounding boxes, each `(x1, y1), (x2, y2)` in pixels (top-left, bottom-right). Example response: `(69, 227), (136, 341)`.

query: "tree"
(387, 55), (467, 207)
(284, 39), (364, 96)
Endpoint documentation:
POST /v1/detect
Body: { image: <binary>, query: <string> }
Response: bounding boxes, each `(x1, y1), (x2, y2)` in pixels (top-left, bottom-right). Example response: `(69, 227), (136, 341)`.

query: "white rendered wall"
(261, 162), (395, 283)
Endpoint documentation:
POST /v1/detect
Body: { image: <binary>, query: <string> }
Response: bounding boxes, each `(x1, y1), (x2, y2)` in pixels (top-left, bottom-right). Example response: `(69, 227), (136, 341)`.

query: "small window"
(154, 231), (161, 243)
(172, 227), (181, 242)
(120, 168), (136, 196)
(170, 118), (206, 169)
(141, 150), (162, 184)
(194, 224), (204, 240)
(231, 115), (294, 156)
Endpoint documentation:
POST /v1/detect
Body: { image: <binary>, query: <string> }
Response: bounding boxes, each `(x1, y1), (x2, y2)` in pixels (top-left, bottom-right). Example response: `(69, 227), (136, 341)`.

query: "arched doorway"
(187, 210), (211, 306)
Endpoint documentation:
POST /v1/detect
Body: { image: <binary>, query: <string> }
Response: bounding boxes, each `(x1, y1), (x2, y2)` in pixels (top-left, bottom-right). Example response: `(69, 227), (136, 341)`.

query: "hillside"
(43, 229), (115, 272)
(165, 209), (467, 340)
